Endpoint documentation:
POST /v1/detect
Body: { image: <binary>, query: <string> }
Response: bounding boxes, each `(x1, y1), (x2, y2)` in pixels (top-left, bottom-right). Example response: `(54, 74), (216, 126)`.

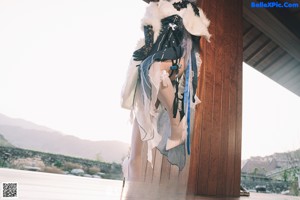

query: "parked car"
(255, 185), (266, 193)
(281, 190), (290, 195)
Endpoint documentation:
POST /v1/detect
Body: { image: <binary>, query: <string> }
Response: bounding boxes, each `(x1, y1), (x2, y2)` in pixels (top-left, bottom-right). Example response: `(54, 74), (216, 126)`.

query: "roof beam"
(243, 0), (300, 63)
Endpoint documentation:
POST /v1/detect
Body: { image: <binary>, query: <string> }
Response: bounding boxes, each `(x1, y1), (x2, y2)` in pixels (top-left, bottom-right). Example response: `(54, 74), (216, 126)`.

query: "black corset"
(133, 14), (185, 62)
(149, 14), (184, 61)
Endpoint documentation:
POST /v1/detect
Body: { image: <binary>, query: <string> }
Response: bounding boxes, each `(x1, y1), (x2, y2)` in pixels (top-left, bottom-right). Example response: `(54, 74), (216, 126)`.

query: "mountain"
(0, 113), (129, 163)
(0, 113), (54, 132)
(0, 134), (14, 147)
(242, 149), (300, 175)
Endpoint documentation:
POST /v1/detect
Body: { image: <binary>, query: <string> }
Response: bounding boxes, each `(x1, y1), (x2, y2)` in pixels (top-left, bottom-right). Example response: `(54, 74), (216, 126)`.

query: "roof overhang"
(243, 0), (300, 96)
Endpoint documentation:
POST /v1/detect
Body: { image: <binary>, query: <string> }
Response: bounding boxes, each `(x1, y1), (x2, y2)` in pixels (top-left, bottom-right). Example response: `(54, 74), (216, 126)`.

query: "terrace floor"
(0, 168), (299, 200)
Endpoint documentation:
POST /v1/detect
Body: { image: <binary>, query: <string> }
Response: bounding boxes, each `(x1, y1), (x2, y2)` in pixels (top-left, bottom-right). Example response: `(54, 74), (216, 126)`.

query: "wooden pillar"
(187, 0), (243, 197)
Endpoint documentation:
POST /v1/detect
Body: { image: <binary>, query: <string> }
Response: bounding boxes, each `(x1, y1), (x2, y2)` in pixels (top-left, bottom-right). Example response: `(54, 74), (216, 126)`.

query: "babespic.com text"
(251, 1), (299, 8)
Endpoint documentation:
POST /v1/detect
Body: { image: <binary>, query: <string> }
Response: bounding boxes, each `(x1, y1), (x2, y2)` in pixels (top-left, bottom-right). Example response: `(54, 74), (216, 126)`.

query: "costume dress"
(121, 0), (210, 170)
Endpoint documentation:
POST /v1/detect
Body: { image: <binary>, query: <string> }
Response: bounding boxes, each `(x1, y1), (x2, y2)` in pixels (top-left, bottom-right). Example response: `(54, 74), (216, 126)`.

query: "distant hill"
(0, 113), (54, 132)
(242, 149), (300, 175)
(0, 113), (129, 163)
(0, 134), (14, 147)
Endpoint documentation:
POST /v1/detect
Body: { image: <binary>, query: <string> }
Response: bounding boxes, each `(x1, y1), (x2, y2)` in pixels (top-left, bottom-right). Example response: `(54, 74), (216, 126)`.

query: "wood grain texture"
(188, 0), (243, 197)
(139, 143), (189, 187)
(137, 0), (242, 196)
(152, 149), (163, 184)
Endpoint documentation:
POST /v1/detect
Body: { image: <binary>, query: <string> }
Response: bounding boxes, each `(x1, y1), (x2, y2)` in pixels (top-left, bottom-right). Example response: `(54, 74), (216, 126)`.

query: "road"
(0, 168), (123, 200)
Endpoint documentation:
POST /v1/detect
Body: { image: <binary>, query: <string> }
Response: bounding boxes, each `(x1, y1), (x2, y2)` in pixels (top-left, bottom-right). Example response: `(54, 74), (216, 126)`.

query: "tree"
(252, 167), (258, 181)
(283, 170), (289, 182)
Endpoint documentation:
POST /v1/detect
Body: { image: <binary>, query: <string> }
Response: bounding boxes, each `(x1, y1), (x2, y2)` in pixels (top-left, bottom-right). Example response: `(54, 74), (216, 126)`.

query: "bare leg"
(128, 118), (143, 181)
(126, 60), (185, 180)
(158, 60), (185, 141)
(157, 77), (183, 141)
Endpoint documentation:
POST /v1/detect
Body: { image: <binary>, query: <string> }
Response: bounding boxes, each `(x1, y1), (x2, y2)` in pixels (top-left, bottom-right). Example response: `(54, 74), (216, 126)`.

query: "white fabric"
(121, 0), (210, 111)
(120, 58), (140, 110)
(141, 0), (211, 41)
(120, 0), (211, 165)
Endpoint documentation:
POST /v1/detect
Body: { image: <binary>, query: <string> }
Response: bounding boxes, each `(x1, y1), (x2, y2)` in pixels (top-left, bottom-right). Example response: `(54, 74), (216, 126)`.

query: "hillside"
(0, 146), (123, 180)
(0, 113), (129, 163)
(0, 134), (14, 147)
(0, 113), (54, 132)
(241, 149), (300, 195)
(242, 148), (300, 175)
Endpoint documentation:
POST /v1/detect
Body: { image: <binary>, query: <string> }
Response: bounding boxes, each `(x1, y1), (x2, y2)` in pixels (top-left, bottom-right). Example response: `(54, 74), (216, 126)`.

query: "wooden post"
(135, 0), (242, 198)
(187, 0), (243, 197)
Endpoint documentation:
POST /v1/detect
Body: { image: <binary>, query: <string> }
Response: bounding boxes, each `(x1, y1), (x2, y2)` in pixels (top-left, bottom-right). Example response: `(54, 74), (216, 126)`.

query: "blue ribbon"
(184, 60), (191, 155)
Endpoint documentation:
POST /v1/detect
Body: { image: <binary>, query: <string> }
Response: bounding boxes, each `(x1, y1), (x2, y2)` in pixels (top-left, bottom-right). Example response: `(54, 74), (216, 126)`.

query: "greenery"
(0, 134), (14, 147)
(242, 168), (299, 196)
(0, 146), (123, 180)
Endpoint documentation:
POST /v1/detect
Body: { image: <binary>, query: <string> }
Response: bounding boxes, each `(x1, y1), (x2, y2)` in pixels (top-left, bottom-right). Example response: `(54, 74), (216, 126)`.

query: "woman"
(121, 0), (210, 181)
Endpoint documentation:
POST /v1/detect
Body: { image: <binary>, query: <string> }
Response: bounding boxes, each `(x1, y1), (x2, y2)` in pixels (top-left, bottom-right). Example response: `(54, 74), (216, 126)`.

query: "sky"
(0, 0), (299, 160)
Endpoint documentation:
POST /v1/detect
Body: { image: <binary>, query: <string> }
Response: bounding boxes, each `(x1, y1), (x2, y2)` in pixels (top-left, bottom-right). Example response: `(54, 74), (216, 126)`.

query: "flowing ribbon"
(184, 60), (191, 155)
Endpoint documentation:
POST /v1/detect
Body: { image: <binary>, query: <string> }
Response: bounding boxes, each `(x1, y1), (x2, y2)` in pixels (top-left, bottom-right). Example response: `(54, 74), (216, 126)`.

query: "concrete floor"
(0, 168), (299, 200)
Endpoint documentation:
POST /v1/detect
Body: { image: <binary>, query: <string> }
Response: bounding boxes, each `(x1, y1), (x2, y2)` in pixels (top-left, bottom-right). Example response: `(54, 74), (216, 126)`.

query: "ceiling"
(243, 0), (300, 96)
